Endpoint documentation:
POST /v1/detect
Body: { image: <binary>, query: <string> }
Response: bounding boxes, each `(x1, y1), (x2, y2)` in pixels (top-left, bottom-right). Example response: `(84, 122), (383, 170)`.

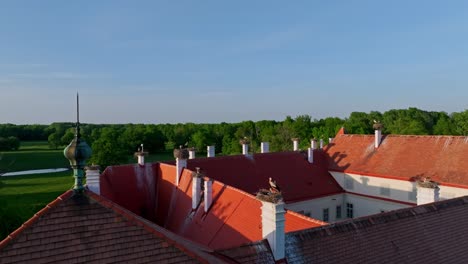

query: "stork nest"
(291, 137), (299, 141)
(192, 167), (204, 178)
(373, 123), (384, 130)
(173, 148), (189, 159)
(134, 151), (148, 157)
(417, 178), (439, 189)
(239, 139), (250, 145)
(256, 188), (283, 203)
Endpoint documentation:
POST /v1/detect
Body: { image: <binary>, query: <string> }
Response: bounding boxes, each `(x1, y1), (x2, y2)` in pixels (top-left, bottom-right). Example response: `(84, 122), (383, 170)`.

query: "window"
(336, 205), (342, 219)
(346, 203), (354, 218)
(322, 208), (329, 222)
(380, 184), (390, 196)
(345, 175), (354, 190)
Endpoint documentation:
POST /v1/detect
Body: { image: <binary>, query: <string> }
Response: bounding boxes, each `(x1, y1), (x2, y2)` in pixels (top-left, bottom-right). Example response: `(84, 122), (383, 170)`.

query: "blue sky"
(0, 1), (467, 124)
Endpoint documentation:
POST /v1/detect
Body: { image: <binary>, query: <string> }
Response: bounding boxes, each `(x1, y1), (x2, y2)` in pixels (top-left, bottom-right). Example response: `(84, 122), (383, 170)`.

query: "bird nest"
(256, 188), (283, 203)
(239, 138), (250, 145)
(373, 123), (383, 130)
(173, 148), (189, 159)
(192, 167), (204, 178)
(291, 137), (300, 141)
(417, 179), (439, 189)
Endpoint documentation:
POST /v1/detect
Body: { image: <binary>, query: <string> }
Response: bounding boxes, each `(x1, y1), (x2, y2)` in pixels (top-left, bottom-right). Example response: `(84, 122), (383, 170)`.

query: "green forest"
(0, 107), (467, 168)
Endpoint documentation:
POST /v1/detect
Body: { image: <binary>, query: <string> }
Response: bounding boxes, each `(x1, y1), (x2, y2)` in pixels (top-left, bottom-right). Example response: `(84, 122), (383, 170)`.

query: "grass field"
(0, 170), (73, 240)
(0, 141), (180, 240)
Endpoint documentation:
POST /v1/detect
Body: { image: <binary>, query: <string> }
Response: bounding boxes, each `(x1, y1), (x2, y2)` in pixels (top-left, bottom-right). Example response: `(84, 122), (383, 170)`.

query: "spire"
(64, 93), (92, 193)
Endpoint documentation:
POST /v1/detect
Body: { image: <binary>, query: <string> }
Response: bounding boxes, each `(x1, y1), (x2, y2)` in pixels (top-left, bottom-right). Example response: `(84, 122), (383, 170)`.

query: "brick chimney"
(292, 138), (299, 151)
(204, 178), (213, 212)
(174, 146), (189, 186)
(307, 147), (313, 163)
(207, 145), (215, 158)
(134, 144), (148, 166)
(261, 142), (270, 153)
(417, 179), (440, 205)
(258, 195), (286, 261)
(192, 168), (202, 209)
(373, 122), (383, 148)
(85, 165), (100, 195)
(188, 147), (196, 159)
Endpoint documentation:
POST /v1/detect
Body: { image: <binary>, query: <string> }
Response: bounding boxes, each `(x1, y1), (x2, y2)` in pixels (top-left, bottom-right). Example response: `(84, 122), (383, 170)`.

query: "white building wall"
(438, 185), (468, 200)
(345, 193), (409, 217)
(286, 194), (344, 222)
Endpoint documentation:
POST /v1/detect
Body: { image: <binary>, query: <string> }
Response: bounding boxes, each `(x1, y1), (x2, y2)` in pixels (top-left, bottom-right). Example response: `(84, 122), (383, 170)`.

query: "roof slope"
(100, 162), (326, 251)
(161, 169), (325, 250)
(285, 196), (468, 264)
(0, 190), (229, 264)
(165, 151), (343, 203)
(326, 134), (468, 186)
(216, 240), (275, 264)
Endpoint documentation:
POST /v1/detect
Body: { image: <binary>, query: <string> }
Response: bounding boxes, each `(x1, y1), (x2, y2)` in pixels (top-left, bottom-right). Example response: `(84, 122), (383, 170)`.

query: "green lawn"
(0, 151), (69, 172)
(19, 141), (54, 151)
(0, 170), (73, 240)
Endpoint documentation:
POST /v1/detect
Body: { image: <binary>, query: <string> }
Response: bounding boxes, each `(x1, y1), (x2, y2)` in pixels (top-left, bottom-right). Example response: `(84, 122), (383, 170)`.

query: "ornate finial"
(64, 93), (92, 193)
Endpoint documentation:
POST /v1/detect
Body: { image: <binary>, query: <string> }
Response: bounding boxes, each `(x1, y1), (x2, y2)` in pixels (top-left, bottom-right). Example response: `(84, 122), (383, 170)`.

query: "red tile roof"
(100, 162), (326, 251)
(0, 189), (231, 264)
(284, 195), (468, 263)
(325, 134), (468, 187)
(165, 151), (344, 203)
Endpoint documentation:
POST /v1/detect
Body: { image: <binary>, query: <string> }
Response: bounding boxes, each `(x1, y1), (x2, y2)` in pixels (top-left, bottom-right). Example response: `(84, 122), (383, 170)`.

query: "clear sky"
(0, 1), (467, 124)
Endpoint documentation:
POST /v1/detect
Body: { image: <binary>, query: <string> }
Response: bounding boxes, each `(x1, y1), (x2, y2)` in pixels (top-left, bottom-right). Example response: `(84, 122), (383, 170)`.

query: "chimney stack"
(373, 121), (383, 148)
(320, 139), (324, 149)
(261, 142), (270, 153)
(257, 195), (286, 261)
(329, 137), (333, 144)
(192, 168), (202, 209)
(311, 139), (317, 149)
(240, 138), (249, 155)
(307, 148), (313, 163)
(292, 138), (299, 151)
(207, 145), (215, 158)
(85, 165), (100, 195)
(416, 179), (440, 205)
(204, 178), (213, 212)
(134, 144), (148, 166)
(188, 147), (196, 159)
(174, 146), (189, 186)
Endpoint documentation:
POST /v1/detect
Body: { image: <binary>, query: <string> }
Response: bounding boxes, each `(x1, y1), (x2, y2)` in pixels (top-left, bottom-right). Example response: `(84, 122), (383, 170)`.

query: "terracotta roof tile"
(0, 190), (232, 264)
(285, 196), (468, 263)
(326, 134), (468, 186)
(164, 151), (344, 202)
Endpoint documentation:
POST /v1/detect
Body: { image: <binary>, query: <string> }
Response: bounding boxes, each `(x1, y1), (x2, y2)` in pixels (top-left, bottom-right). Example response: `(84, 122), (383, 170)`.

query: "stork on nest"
(269, 177), (281, 193)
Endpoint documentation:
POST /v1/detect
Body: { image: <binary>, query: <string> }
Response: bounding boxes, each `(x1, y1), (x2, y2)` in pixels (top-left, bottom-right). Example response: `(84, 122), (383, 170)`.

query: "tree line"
(0, 108), (466, 167)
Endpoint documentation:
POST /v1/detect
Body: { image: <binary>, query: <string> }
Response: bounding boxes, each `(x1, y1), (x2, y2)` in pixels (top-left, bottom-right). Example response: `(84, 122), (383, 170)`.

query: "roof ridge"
(0, 189), (74, 250)
(338, 134), (467, 138)
(288, 195), (468, 237)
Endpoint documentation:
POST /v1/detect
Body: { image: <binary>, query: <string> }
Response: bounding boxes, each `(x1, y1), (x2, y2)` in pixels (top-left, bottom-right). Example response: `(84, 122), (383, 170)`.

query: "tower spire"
(64, 93), (91, 193)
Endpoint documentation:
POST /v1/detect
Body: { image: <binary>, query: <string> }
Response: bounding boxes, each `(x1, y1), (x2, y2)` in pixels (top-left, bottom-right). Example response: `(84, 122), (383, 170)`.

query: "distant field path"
(2, 168), (69, 177)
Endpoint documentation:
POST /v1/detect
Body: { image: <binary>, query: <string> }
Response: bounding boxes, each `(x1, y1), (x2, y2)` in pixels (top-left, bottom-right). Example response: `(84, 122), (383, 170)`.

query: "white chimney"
(417, 180), (440, 205)
(207, 145), (215, 157)
(311, 139), (317, 149)
(292, 138), (299, 151)
(320, 139), (324, 149)
(375, 129), (382, 148)
(261, 200), (286, 260)
(192, 168), (202, 209)
(85, 165), (100, 195)
(189, 148), (196, 159)
(204, 179), (213, 212)
(242, 143), (249, 155)
(307, 148), (313, 163)
(135, 144), (147, 166)
(174, 147), (189, 186)
(329, 137), (333, 144)
(261, 142), (270, 153)
(373, 122), (383, 148)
